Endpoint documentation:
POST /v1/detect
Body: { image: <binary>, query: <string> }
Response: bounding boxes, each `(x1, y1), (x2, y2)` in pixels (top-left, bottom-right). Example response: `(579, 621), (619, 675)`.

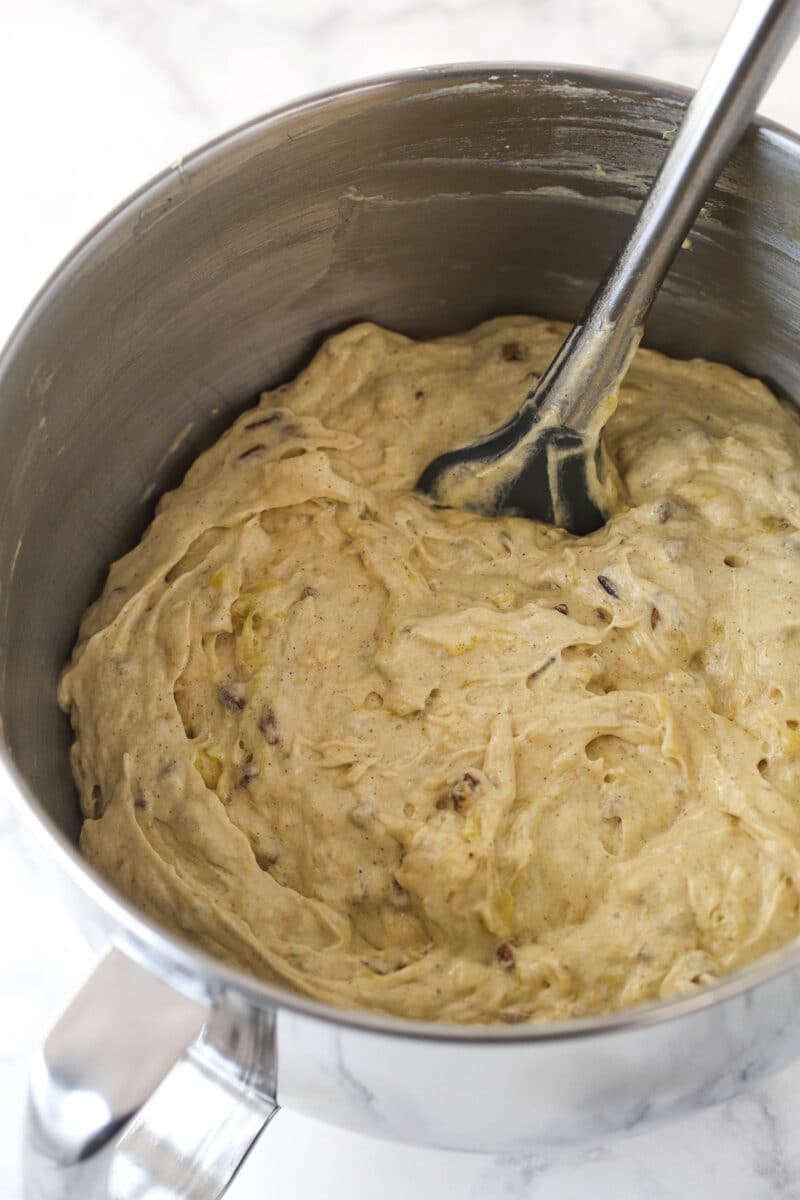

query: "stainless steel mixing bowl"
(4, 64), (800, 1200)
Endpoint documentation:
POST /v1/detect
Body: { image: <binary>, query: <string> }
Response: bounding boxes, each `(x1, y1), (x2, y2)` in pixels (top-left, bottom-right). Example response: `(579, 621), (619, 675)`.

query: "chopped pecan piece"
(597, 574), (619, 598)
(496, 942), (516, 967)
(219, 684), (246, 713)
(239, 761), (259, 785)
(450, 770), (480, 813)
(259, 705), (280, 745)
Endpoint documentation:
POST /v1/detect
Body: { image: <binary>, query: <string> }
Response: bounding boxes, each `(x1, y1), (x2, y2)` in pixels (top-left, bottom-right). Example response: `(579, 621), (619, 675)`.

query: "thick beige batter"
(59, 317), (800, 1023)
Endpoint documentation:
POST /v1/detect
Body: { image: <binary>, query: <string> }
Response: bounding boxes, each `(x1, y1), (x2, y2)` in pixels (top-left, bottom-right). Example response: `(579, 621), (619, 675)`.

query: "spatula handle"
(546, 0), (800, 433)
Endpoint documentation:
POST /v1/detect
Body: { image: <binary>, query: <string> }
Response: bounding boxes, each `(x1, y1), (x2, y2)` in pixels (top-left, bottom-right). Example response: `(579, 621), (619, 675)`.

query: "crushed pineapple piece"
(784, 728), (800, 757)
(482, 888), (515, 937)
(449, 636), (480, 657)
(490, 585), (516, 609)
(195, 750), (223, 790)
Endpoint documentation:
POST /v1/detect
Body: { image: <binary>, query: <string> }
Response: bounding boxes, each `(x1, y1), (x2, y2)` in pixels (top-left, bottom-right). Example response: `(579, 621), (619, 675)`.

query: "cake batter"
(59, 317), (800, 1023)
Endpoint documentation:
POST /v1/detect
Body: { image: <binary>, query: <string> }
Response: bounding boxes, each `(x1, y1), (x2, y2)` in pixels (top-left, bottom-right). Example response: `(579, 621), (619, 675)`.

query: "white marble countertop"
(3, 1), (800, 1197)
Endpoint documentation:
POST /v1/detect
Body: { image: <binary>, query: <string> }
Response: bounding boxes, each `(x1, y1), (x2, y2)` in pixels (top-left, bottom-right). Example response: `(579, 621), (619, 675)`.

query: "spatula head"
(417, 413), (607, 536)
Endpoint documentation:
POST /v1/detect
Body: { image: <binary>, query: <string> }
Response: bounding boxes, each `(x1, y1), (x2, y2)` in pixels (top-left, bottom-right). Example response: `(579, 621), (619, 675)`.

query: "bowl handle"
(23, 947), (279, 1199)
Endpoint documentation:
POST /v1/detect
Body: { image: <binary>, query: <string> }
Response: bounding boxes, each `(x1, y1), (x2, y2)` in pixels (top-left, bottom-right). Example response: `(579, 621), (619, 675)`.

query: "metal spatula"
(417, 0), (800, 534)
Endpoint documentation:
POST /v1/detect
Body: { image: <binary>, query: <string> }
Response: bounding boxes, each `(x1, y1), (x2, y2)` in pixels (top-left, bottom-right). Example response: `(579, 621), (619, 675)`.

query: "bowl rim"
(4, 59), (800, 1045)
